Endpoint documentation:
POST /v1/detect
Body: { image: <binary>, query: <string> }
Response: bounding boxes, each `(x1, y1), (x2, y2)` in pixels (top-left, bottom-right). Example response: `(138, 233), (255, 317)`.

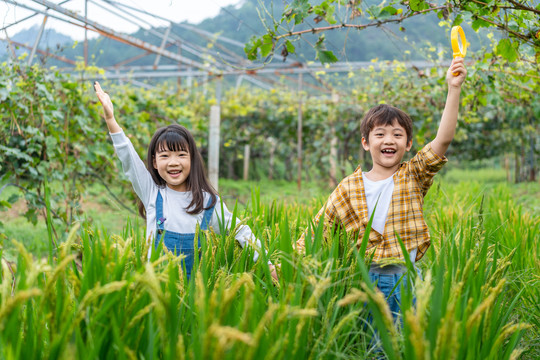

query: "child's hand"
(269, 264), (279, 282)
(446, 57), (467, 89)
(94, 81), (115, 120)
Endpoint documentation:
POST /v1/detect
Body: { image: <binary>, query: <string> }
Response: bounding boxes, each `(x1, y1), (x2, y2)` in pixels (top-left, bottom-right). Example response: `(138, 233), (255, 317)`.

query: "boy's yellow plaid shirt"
(297, 143), (447, 262)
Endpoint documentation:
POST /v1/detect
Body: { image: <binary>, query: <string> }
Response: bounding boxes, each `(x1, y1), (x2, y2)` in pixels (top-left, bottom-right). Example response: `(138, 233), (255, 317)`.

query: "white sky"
(1, 0), (241, 40)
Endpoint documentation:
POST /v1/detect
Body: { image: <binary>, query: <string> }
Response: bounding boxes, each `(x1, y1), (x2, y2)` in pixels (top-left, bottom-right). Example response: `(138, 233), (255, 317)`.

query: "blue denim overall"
(154, 191), (215, 278)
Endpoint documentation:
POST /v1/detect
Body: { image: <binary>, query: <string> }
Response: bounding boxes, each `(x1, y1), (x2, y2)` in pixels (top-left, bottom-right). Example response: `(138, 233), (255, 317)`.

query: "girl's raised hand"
(94, 81), (122, 134)
(446, 57), (467, 89)
(94, 81), (114, 120)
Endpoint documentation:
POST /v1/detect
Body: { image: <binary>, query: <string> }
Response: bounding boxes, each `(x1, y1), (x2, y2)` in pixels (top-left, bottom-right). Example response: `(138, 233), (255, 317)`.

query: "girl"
(94, 82), (277, 280)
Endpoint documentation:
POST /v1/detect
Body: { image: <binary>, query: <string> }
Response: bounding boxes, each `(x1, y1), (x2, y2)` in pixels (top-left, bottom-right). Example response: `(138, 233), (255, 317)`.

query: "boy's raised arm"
(94, 81), (122, 134)
(430, 57), (467, 157)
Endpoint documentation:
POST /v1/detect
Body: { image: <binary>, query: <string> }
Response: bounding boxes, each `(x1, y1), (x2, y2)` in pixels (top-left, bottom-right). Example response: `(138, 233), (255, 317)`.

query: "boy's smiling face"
(362, 120), (412, 175)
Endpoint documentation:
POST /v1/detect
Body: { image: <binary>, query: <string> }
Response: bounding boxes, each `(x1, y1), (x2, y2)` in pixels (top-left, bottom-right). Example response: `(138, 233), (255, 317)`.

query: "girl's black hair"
(137, 124), (217, 218)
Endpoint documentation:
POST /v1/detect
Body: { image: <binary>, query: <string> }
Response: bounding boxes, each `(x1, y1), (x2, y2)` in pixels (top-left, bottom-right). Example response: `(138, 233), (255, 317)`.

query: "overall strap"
(200, 196), (216, 231)
(155, 191), (165, 231)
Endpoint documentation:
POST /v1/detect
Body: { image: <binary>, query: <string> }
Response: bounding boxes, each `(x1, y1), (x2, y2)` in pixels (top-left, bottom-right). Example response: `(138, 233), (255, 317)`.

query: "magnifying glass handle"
(452, 54), (460, 76)
(451, 26), (467, 76)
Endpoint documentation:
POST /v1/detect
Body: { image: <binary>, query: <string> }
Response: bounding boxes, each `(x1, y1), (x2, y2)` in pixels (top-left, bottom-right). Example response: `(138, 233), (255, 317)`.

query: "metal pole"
(243, 145), (250, 181)
(329, 92), (340, 187)
(4, 30), (17, 60)
(177, 41), (182, 90)
(84, 0), (88, 66)
(208, 105), (221, 191)
(153, 23), (172, 69)
(28, 15), (48, 66)
(208, 77), (223, 190)
(297, 73), (303, 190)
(29, 0), (206, 69)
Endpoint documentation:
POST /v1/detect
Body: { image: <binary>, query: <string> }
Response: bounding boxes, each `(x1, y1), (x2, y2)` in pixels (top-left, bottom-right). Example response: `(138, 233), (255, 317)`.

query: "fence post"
(329, 92), (340, 187)
(209, 105), (220, 190)
(297, 73), (303, 190)
(208, 79), (222, 190)
(243, 144), (250, 181)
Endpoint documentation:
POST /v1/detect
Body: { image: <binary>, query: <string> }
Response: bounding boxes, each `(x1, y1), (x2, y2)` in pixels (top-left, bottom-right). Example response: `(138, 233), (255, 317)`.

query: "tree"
(245, 0), (539, 64)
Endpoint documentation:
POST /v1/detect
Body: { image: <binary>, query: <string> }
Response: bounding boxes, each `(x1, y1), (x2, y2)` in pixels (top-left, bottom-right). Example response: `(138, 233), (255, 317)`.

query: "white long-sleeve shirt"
(110, 131), (265, 262)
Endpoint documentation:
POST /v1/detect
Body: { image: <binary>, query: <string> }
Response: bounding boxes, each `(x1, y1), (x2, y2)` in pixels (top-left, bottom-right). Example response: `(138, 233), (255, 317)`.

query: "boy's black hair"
(360, 104), (413, 144)
(138, 124), (217, 218)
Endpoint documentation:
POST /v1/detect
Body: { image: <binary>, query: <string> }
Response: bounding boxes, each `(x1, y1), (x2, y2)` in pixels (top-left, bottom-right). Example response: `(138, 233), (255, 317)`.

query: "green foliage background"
(1, 50), (538, 236)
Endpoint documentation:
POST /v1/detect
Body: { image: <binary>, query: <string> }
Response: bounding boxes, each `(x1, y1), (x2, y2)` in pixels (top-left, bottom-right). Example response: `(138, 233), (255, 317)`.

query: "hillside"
(0, 26), (73, 58)
(1, 0), (490, 66)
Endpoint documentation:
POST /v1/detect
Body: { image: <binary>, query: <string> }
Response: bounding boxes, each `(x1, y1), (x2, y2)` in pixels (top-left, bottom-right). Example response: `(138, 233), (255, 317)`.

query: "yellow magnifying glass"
(451, 25), (467, 76)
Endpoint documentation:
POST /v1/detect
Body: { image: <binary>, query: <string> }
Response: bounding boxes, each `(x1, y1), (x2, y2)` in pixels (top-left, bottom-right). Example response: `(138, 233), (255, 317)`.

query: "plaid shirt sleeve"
(295, 171), (359, 253)
(295, 187), (341, 254)
(407, 142), (448, 195)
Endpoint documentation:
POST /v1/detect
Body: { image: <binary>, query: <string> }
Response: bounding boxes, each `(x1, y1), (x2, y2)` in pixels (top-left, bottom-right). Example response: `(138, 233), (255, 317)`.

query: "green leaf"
(379, 6), (398, 19)
(0, 86), (8, 101)
(368, 5), (381, 18)
(317, 50), (338, 64)
(62, 82), (78, 90)
(8, 194), (19, 204)
(260, 34), (275, 58)
(472, 17), (491, 31)
(285, 0), (312, 25)
(409, 0), (429, 11)
(313, 1), (337, 24)
(244, 36), (262, 60)
(496, 38), (519, 62)
(453, 15), (464, 26)
(285, 40), (296, 54)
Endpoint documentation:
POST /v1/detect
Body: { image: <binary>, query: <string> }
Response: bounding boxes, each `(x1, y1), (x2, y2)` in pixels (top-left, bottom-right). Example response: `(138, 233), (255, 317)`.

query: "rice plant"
(0, 180), (537, 359)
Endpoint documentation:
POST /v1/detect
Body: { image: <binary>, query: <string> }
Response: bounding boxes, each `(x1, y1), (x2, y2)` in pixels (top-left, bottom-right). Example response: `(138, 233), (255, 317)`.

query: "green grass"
(0, 179), (331, 259)
(0, 169), (538, 359)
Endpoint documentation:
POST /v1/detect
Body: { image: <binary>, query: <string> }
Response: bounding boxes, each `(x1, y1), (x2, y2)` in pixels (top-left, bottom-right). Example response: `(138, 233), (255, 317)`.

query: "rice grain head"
(509, 348), (525, 360)
(58, 223), (81, 259)
(127, 303), (154, 330)
(337, 288), (368, 307)
(466, 278), (506, 335)
(176, 334), (186, 360)
(44, 254), (77, 297)
(292, 276), (332, 354)
(121, 346), (137, 360)
(0, 288), (42, 331)
(360, 281), (399, 355)
(405, 308), (430, 360)
(325, 310), (362, 353)
(208, 324), (254, 355)
(414, 270), (433, 327)
(77, 281), (128, 312)
(434, 301), (459, 360)
(488, 323), (532, 358)
(1, 259), (15, 299)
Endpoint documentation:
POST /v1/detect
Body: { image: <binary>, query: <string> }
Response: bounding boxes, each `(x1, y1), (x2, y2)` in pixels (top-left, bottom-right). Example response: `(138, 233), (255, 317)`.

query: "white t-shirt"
(363, 173), (418, 265)
(110, 131), (266, 262)
(362, 173), (394, 235)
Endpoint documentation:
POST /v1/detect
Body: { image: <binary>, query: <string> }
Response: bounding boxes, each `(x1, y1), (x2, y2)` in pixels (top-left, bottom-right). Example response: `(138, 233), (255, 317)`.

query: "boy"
(296, 57), (467, 317)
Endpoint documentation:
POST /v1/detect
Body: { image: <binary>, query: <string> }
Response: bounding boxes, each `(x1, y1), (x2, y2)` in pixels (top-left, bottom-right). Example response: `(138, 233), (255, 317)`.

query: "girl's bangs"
(156, 131), (189, 153)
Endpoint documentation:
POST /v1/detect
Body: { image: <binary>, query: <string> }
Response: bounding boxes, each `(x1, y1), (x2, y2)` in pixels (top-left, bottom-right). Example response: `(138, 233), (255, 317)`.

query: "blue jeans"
(368, 267), (421, 321)
(154, 191), (215, 279)
(369, 272), (405, 321)
(366, 267), (422, 358)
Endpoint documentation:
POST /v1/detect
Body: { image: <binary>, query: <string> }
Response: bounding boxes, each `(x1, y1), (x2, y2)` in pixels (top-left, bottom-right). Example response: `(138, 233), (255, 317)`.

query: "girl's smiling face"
(362, 120), (412, 175)
(153, 143), (191, 192)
